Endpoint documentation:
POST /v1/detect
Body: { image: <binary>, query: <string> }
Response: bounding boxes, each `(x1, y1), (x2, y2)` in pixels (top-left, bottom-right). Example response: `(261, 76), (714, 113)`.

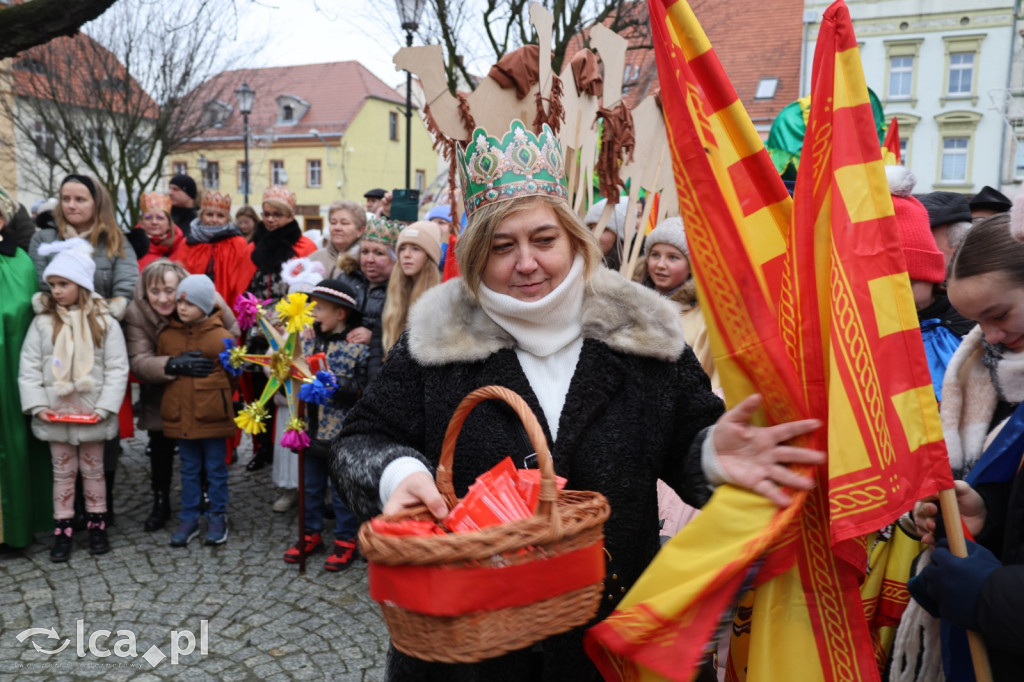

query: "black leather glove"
(165, 351), (215, 377)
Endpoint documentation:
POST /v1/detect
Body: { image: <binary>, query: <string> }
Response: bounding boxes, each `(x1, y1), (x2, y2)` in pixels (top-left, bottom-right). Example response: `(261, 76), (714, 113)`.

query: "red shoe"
(283, 533), (323, 564)
(324, 538), (357, 572)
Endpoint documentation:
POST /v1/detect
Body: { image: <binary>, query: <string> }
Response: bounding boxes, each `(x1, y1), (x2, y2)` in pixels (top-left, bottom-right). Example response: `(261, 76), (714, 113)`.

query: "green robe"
(1, 247), (52, 546)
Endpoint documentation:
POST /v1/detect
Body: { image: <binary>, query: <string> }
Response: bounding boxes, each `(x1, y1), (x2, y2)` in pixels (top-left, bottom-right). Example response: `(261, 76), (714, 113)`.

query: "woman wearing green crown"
(332, 120), (824, 680)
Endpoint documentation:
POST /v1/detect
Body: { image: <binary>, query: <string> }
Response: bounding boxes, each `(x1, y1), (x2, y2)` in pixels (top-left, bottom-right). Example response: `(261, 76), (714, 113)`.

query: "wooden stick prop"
(938, 487), (994, 682)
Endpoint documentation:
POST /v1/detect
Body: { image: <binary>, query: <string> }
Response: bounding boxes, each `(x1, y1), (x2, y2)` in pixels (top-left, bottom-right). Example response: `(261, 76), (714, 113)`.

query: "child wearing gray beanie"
(175, 274), (216, 316)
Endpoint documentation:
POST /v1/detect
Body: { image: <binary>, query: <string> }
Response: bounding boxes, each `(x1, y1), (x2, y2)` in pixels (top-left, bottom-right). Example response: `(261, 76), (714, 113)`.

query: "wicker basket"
(359, 385), (611, 664)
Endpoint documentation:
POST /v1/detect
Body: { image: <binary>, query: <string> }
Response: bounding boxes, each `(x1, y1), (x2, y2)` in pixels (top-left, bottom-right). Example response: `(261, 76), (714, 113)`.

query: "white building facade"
(803, 0), (1021, 196)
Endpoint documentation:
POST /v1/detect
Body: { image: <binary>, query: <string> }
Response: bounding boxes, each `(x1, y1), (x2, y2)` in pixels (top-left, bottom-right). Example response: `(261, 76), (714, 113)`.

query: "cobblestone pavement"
(0, 432), (390, 681)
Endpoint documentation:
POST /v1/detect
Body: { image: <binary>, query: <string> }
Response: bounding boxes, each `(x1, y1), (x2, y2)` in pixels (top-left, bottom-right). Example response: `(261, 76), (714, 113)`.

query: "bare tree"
(1, 0), (245, 226)
(0, 0), (118, 60)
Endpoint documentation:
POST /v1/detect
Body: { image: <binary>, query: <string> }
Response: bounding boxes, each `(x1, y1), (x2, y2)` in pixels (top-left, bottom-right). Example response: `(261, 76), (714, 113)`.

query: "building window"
(271, 160), (286, 185)
(888, 56), (913, 99)
(203, 161), (220, 190)
(173, 161), (187, 176)
(389, 112), (399, 141)
(33, 121), (55, 158)
(899, 138), (909, 165)
(940, 137), (969, 183)
(947, 52), (974, 96)
(755, 78), (779, 100)
(282, 104), (293, 122)
(414, 169), (426, 192)
(307, 159), (322, 188)
(237, 161), (249, 195)
(883, 39), (923, 105)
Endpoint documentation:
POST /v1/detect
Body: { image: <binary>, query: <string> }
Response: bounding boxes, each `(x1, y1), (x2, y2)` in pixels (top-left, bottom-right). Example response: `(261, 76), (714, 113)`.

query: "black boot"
(50, 519), (73, 563)
(87, 513), (110, 555)
(104, 470), (116, 526)
(144, 490), (171, 532)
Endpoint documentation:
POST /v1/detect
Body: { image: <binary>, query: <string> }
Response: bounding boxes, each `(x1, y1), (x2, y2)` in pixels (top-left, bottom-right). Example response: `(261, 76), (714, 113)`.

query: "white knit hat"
(584, 199), (629, 239)
(39, 238), (96, 292)
(644, 217), (688, 257)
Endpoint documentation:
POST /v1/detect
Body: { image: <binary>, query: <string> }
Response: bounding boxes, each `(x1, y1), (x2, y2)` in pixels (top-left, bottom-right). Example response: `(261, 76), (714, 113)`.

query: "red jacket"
(181, 235), (257, 313)
(138, 226), (186, 270)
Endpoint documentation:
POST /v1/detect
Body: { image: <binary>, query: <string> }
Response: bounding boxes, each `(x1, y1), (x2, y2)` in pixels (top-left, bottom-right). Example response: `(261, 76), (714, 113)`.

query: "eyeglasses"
(261, 211), (288, 220)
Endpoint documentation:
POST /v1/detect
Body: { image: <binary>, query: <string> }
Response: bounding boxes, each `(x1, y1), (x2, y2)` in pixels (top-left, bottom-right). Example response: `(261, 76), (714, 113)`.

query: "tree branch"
(0, 0), (119, 60)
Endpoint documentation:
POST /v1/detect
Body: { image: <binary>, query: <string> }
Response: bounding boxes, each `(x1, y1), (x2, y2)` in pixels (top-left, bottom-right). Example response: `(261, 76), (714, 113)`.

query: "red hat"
(886, 166), (945, 284)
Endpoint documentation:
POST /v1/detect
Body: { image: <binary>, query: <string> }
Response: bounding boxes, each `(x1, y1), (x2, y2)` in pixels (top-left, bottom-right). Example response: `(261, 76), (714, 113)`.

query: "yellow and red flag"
(882, 116), (901, 164)
(586, 2), (954, 681)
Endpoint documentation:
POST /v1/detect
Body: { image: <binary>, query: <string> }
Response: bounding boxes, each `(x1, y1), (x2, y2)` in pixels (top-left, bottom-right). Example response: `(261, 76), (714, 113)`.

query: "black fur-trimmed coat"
(332, 266), (724, 682)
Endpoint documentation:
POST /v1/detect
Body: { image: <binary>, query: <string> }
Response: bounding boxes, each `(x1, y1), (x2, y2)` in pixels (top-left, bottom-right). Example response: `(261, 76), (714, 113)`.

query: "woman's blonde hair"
(41, 288), (108, 347)
(382, 256), (441, 353)
(141, 258), (189, 291)
(328, 200), (367, 228)
(55, 175), (125, 258)
(454, 195), (602, 297)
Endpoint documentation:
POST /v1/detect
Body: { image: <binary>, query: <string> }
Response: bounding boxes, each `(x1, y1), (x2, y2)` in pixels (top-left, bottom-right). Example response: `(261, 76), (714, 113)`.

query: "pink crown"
(140, 192), (171, 215)
(262, 185), (296, 211)
(201, 191), (232, 212)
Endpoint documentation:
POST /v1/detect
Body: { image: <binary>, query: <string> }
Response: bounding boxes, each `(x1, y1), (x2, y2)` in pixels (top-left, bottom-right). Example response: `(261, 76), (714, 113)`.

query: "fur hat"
(644, 217), (687, 257)
(140, 192), (171, 216)
(397, 220), (442, 265)
(176, 274), (215, 315)
(919, 191), (972, 228)
(262, 185), (296, 213)
(169, 174), (197, 200)
(201, 191), (232, 213)
(584, 198), (629, 240)
(280, 257), (326, 295)
(40, 238), (96, 292)
(886, 166), (945, 284)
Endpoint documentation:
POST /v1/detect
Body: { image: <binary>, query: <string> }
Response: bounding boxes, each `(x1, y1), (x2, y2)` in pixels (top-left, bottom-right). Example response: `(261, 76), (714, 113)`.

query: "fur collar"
(408, 266), (685, 365)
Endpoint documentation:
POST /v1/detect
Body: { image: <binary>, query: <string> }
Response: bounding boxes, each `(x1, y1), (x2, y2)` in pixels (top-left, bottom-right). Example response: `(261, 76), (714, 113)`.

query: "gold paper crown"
(140, 192), (171, 215)
(262, 185), (296, 211)
(201, 191), (232, 212)
(363, 216), (402, 248)
(457, 119), (567, 216)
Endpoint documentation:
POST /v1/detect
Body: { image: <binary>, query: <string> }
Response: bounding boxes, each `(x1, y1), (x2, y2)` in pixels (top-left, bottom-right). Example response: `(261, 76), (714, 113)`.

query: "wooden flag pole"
(297, 400), (307, 575)
(938, 487), (993, 682)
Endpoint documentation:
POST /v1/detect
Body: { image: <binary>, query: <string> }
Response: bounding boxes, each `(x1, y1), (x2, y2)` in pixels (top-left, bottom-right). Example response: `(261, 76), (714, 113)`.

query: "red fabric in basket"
(369, 540), (604, 617)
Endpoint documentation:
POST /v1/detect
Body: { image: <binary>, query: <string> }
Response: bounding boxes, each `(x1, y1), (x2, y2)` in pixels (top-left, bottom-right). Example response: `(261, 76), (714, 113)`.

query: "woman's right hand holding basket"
(383, 471), (449, 520)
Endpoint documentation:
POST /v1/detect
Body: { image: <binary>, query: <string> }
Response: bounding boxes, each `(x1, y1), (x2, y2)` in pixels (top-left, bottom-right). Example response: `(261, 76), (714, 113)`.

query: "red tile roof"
(565, 1), (803, 125)
(191, 61), (407, 139)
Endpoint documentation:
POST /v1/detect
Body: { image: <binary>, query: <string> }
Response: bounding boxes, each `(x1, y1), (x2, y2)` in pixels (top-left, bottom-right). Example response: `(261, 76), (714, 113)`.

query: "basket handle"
(438, 385), (560, 525)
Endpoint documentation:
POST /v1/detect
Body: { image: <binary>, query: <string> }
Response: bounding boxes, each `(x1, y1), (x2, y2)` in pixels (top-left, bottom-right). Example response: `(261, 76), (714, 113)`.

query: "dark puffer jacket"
(332, 267), (723, 682)
(336, 255), (387, 382)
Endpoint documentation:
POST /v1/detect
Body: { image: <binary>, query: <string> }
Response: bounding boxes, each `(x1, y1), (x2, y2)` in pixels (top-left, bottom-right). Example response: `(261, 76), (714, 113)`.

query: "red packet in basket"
(516, 470), (567, 510)
(369, 517), (447, 537)
(49, 413), (102, 424)
(443, 457), (531, 532)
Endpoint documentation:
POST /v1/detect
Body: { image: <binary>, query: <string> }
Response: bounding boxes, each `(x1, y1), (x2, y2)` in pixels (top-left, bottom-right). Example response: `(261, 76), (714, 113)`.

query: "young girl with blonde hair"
(381, 220), (442, 353)
(18, 239), (129, 562)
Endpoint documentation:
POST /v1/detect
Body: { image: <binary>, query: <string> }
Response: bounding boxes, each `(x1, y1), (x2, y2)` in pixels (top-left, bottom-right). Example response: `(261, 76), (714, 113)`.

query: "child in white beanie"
(18, 238), (129, 562)
(156, 274), (236, 547)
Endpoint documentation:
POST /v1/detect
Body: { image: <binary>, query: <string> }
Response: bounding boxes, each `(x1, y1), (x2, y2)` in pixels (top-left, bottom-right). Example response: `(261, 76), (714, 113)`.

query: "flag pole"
(938, 487), (993, 682)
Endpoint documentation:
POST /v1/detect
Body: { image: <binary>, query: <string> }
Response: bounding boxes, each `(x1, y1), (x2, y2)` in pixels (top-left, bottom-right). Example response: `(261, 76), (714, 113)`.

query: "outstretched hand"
(713, 394), (825, 507)
(383, 471), (449, 520)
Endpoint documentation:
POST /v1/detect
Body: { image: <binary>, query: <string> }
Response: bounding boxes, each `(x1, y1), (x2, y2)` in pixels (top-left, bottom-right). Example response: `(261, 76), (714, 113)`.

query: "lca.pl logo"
(16, 619), (208, 668)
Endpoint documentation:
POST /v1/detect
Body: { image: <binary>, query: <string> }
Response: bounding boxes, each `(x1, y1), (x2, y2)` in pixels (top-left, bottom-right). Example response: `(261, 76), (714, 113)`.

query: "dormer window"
(202, 100), (233, 128)
(275, 94), (309, 126)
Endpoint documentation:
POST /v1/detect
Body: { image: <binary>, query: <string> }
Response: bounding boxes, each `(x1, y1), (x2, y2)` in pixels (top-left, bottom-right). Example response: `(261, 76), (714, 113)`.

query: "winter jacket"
(125, 278), (239, 431)
(156, 308), (236, 440)
(336, 255), (387, 382)
(29, 220), (138, 315)
(9, 203), (36, 251)
(302, 326), (369, 443)
(180, 225), (256, 313)
(246, 219), (318, 303)
(136, 225), (186, 271)
(171, 205), (196, 238)
(332, 266), (723, 681)
(18, 293), (129, 445)
(310, 242), (360, 280)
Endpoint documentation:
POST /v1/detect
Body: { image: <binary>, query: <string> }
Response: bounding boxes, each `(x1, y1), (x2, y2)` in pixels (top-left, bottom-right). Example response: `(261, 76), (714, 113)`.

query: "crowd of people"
(1, 114), (1023, 680)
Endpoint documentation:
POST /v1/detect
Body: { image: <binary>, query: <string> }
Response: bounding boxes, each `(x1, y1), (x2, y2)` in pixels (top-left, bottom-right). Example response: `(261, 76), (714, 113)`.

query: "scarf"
(477, 254), (585, 357)
(187, 221), (242, 245)
(250, 220), (302, 274)
(51, 295), (106, 397)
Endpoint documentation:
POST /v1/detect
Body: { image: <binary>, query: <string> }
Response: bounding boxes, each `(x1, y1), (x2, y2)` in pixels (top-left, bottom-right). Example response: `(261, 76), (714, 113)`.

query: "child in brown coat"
(157, 274), (235, 546)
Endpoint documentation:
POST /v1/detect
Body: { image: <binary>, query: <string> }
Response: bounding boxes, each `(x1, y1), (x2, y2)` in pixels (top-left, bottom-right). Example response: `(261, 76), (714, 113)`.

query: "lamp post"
(235, 82), (255, 205)
(395, 0), (425, 192)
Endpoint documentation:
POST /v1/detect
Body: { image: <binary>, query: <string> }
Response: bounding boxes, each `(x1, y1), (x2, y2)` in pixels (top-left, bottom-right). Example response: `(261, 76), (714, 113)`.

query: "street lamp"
(235, 82), (255, 205)
(395, 0), (425, 191)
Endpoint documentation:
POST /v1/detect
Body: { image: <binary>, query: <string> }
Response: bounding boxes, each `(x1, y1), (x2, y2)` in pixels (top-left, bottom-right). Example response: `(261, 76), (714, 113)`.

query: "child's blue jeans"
(304, 453), (357, 539)
(177, 438), (228, 521)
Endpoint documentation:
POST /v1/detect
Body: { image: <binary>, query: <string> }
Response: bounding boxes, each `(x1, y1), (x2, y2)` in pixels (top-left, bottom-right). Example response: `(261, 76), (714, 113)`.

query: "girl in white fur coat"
(18, 239), (128, 563)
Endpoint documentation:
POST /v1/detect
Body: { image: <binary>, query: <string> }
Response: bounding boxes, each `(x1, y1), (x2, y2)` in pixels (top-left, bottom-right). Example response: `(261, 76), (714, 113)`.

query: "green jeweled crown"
(457, 120), (567, 216)
(363, 216), (402, 248)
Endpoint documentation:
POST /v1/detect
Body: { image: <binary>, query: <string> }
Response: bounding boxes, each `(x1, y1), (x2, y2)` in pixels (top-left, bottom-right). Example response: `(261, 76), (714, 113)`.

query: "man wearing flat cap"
(969, 185), (1012, 219)
(918, 191), (972, 271)
(363, 188), (386, 215)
